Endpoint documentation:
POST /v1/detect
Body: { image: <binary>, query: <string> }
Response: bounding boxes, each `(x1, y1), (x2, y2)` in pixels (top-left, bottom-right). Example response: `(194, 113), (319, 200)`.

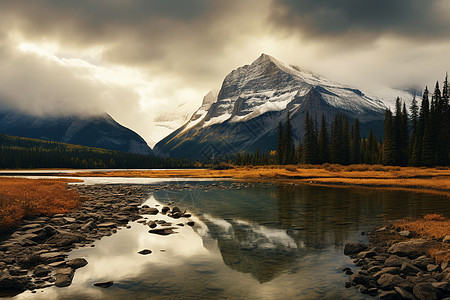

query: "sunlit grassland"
(0, 178), (83, 231)
(68, 164), (450, 195)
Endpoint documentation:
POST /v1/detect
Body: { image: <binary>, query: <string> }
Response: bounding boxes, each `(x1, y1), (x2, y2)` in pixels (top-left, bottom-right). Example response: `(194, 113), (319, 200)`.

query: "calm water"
(15, 181), (450, 300)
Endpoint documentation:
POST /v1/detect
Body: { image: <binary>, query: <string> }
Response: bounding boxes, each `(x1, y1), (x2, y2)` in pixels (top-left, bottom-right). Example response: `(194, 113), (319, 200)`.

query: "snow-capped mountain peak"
(154, 54), (414, 159)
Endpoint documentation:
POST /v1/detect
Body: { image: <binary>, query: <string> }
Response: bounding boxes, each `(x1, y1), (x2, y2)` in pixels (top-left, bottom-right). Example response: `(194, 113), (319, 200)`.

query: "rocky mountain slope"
(155, 54), (412, 159)
(0, 111), (153, 155)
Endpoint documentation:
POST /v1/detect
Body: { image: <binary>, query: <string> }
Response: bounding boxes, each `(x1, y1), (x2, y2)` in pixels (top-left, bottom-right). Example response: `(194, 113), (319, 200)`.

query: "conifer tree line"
(0, 134), (194, 169)
(236, 74), (449, 167)
(276, 112), (367, 165)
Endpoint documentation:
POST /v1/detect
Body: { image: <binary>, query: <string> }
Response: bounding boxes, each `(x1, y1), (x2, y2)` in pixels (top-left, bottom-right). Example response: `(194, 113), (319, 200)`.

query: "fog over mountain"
(0, 0), (448, 146)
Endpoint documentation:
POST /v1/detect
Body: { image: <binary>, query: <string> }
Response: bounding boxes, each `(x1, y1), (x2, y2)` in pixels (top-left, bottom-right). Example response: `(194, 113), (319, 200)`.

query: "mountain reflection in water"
(14, 182), (449, 300)
(153, 183), (449, 283)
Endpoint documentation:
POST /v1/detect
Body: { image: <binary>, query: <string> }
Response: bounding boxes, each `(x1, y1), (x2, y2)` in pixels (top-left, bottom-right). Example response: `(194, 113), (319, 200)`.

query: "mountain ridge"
(156, 54), (414, 159)
(0, 110), (153, 155)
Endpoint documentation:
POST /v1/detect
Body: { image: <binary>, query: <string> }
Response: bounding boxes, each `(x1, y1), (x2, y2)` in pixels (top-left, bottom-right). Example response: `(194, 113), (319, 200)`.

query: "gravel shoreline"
(343, 226), (450, 299)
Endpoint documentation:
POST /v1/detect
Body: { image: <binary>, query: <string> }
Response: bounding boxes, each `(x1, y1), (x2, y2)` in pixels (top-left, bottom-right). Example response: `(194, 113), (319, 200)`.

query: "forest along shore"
(66, 164), (450, 196)
(343, 214), (450, 299)
(0, 183), (206, 296)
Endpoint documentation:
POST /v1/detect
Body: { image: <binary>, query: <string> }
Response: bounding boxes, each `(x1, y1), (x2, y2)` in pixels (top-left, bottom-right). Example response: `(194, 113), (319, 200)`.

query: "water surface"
(14, 181), (449, 299)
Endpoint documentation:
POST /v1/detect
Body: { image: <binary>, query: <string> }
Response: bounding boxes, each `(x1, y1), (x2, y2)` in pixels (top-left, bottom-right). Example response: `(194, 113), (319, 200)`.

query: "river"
(11, 179), (450, 299)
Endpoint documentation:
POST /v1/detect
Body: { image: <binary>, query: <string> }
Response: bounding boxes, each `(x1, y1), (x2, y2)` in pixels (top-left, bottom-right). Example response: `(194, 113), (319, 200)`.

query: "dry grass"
(0, 178), (83, 231)
(393, 214), (450, 262)
(67, 165), (450, 195)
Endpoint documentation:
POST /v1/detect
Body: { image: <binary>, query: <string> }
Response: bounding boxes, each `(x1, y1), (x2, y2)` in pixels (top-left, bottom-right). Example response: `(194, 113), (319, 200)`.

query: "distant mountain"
(0, 111), (153, 155)
(155, 54), (413, 159)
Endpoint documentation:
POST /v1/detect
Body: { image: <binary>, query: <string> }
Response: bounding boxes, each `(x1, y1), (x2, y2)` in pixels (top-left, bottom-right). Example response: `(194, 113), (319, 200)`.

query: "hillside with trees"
(0, 134), (193, 169)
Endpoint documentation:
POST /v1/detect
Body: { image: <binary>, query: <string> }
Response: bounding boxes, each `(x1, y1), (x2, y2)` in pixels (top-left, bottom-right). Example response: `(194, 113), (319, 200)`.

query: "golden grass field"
(0, 178), (83, 231)
(68, 164), (450, 196)
(393, 214), (450, 262)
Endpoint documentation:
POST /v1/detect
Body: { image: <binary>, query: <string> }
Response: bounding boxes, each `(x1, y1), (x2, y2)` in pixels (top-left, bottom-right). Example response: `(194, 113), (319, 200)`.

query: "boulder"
(344, 242), (368, 255)
(46, 231), (85, 247)
(0, 270), (29, 291)
(400, 262), (421, 275)
(394, 286), (416, 300)
(377, 274), (410, 290)
(373, 267), (401, 278)
(349, 273), (374, 286)
(413, 282), (439, 300)
(388, 239), (432, 259)
(385, 255), (411, 267)
(141, 207), (159, 215)
(138, 249), (152, 255)
(66, 258), (88, 269)
(357, 250), (377, 259)
(54, 268), (74, 287)
(33, 265), (51, 277)
(43, 225), (57, 237)
(40, 252), (67, 263)
(412, 256), (435, 270)
(161, 206), (170, 214)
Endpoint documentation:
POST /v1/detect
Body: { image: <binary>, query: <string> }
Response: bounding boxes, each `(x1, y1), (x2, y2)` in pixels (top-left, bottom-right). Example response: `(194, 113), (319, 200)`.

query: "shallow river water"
(13, 180), (450, 300)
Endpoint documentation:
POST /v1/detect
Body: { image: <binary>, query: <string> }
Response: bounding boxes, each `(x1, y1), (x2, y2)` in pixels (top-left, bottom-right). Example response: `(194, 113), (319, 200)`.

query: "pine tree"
(382, 109), (397, 166)
(350, 118), (360, 164)
(276, 121), (284, 164)
(442, 73), (450, 165)
(330, 114), (343, 164)
(283, 112), (295, 164)
(303, 111), (319, 164)
(400, 102), (409, 166)
(409, 95), (419, 165)
(318, 114), (329, 164)
(342, 117), (350, 165)
(435, 78), (448, 165)
(367, 129), (379, 164)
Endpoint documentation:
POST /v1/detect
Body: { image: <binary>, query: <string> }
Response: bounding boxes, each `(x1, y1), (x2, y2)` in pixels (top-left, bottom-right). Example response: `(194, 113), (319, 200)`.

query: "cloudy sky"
(0, 0), (449, 146)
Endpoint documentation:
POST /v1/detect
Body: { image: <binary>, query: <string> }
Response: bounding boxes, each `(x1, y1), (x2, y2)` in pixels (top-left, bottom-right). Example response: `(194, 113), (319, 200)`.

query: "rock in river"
(344, 242), (368, 256)
(148, 228), (176, 236)
(93, 280), (114, 288)
(66, 258), (88, 269)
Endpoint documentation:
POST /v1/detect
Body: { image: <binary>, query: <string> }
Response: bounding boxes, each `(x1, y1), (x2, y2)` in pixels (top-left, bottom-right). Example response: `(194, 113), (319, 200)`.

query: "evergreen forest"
(236, 74), (449, 167)
(0, 134), (193, 169)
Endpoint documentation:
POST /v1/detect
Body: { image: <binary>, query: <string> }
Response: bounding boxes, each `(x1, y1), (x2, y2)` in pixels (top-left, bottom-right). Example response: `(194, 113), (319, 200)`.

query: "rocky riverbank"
(0, 181), (255, 297)
(343, 226), (450, 299)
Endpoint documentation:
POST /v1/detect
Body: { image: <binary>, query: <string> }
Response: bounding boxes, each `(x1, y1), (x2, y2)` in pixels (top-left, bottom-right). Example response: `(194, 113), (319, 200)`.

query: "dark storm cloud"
(0, 0), (246, 82)
(270, 0), (450, 40)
